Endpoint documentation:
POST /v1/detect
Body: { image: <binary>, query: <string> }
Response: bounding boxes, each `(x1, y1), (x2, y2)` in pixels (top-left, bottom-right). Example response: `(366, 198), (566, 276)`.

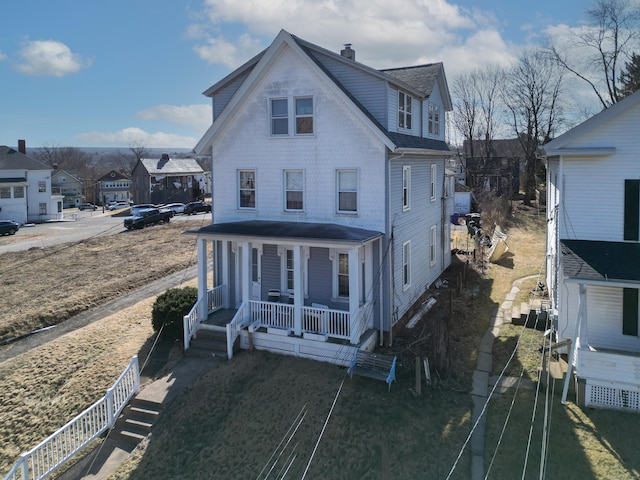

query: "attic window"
(398, 91), (412, 130)
(270, 96), (314, 136)
(428, 103), (440, 136)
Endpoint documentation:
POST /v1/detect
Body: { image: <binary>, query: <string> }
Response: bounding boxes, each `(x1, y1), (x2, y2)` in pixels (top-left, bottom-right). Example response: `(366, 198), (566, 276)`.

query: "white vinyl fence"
(3, 356), (140, 480)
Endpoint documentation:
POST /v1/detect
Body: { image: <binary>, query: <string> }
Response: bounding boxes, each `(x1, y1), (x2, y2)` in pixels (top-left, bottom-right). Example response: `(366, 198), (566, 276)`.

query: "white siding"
(587, 286), (640, 353)
(386, 87), (420, 136)
(211, 46), (387, 232)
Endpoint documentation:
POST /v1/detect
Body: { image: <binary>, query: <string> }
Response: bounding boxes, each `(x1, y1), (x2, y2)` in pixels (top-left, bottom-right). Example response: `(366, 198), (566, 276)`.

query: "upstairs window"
(271, 98), (289, 135)
(398, 92), (412, 130)
(337, 169), (357, 213)
(295, 97), (314, 134)
(284, 170), (303, 211)
(402, 241), (411, 289)
(402, 166), (411, 211)
(428, 103), (441, 136)
(14, 186), (24, 198)
(38, 181), (46, 193)
(430, 164), (437, 201)
(430, 225), (437, 266)
(238, 170), (256, 209)
(0, 187), (10, 199)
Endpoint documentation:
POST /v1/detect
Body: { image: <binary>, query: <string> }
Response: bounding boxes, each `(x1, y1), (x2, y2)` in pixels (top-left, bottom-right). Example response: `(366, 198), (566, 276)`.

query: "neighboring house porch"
(183, 220), (384, 366)
(560, 240), (640, 412)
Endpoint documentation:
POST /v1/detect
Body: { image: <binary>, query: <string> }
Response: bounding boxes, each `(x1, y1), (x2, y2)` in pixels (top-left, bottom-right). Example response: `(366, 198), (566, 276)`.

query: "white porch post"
(348, 246), (360, 344)
(293, 245), (303, 336)
(221, 240), (229, 308)
(562, 283), (586, 404)
(197, 238), (208, 321)
(364, 244), (373, 303)
(241, 241), (251, 322)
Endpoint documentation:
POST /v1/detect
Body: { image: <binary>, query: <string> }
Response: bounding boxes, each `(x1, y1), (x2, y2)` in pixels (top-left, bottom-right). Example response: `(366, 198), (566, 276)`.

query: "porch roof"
(561, 240), (640, 284)
(184, 220), (383, 244)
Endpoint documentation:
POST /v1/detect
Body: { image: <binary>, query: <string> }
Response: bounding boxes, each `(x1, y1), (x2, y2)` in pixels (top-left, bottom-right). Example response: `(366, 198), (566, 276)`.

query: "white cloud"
(0, 51), (7, 62)
(15, 39), (90, 77)
(136, 104), (212, 134)
(75, 127), (197, 149)
(189, 0), (516, 70)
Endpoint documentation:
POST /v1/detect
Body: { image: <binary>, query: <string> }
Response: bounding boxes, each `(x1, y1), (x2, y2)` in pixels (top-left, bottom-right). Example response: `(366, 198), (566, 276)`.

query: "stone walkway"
(470, 275), (539, 480)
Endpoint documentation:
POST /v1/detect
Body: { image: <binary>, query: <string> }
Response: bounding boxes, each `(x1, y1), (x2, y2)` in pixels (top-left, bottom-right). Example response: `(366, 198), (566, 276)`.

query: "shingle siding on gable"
(212, 69), (254, 120)
(211, 47), (387, 231)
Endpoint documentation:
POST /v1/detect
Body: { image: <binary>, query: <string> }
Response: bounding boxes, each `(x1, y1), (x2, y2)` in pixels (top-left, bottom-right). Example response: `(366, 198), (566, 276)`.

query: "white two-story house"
(543, 89), (640, 412)
(184, 30), (454, 365)
(0, 141), (63, 224)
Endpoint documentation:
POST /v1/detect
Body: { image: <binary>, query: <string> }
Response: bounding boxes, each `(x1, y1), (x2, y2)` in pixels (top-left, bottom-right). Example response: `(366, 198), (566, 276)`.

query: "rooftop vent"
(340, 44), (355, 61)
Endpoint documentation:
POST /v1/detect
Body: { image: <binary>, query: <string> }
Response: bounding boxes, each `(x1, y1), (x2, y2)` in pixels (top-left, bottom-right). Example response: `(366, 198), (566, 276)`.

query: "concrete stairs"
(109, 397), (163, 451)
(510, 299), (549, 331)
(186, 326), (234, 360)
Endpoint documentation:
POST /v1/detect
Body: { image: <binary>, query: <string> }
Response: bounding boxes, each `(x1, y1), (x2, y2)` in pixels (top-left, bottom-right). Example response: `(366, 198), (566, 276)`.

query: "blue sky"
(1, 0), (595, 149)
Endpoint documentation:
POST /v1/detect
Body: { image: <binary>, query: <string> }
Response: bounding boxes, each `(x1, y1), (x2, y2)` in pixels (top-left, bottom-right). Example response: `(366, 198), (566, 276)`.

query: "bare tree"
(115, 142), (149, 176)
(546, 0), (640, 108)
(35, 145), (93, 177)
(504, 49), (564, 205)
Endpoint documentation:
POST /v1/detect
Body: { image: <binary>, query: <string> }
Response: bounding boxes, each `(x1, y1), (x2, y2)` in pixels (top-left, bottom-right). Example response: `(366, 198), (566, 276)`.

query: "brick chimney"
(18, 139), (26, 154)
(340, 44), (355, 61)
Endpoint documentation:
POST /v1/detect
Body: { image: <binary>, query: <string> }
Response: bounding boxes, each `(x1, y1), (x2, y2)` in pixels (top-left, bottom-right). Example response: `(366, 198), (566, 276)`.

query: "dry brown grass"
(0, 222), (199, 343)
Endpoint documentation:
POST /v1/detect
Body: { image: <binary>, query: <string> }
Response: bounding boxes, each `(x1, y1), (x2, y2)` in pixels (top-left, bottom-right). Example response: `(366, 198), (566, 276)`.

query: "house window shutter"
(624, 179), (639, 241)
(622, 288), (639, 336)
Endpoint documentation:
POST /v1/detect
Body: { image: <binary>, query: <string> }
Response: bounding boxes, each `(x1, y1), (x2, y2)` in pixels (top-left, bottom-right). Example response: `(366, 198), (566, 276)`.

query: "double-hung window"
(430, 225), (437, 266)
(0, 187), (10, 199)
(402, 241), (411, 290)
(271, 98), (289, 135)
(238, 170), (256, 209)
(284, 170), (303, 211)
(337, 169), (357, 213)
(428, 103), (440, 135)
(402, 166), (411, 211)
(295, 97), (313, 135)
(38, 181), (46, 193)
(14, 186), (24, 198)
(430, 164), (437, 201)
(398, 92), (412, 130)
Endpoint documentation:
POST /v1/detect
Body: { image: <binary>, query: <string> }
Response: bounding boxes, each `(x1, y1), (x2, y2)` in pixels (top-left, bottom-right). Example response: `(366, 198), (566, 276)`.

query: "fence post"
(19, 453), (29, 479)
(183, 314), (190, 351)
(132, 355), (141, 393)
(105, 389), (115, 427)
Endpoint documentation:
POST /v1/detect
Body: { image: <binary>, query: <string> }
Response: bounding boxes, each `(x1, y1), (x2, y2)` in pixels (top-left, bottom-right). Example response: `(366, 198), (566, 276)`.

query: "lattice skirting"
(585, 381), (640, 412)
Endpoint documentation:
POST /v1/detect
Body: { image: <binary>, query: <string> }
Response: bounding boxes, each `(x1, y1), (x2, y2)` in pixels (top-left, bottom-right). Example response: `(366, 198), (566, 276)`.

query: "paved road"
(0, 208), (211, 255)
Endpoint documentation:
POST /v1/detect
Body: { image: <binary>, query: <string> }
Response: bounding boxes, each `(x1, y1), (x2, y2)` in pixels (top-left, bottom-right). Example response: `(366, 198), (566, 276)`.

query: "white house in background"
(0, 141), (64, 224)
(51, 167), (84, 208)
(184, 30), (454, 365)
(97, 170), (131, 205)
(543, 89), (640, 412)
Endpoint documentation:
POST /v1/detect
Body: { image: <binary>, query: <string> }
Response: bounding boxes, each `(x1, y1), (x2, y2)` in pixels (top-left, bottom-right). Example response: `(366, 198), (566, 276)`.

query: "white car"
(163, 203), (186, 214)
(108, 202), (131, 211)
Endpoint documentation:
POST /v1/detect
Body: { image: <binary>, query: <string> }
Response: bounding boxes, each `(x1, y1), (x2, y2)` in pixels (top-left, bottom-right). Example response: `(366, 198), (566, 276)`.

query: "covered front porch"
(183, 220), (386, 366)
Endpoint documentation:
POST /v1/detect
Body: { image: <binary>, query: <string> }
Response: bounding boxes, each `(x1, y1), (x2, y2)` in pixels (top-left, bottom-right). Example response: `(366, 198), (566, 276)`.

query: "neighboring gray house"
(0, 141), (64, 223)
(97, 170), (131, 205)
(183, 30), (454, 366)
(543, 89), (640, 412)
(51, 168), (84, 208)
(131, 154), (207, 205)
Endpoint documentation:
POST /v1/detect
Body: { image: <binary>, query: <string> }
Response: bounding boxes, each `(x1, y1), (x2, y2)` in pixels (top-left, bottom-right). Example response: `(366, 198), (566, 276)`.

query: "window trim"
(428, 103), (441, 136)
(336, 169), (358, 214)
(402, 166), (411, 212)
(38, 181), (46, 193)
(284, 169), (304, 212)
(402, 241), (411, 290)
(270, 98), (289, 136)
(294, 96), (314, 136)
(398, 91), (412, 131)
(430, 164), (437, 201)
(430, 225), (437, 266)
(270, 96), (315, 137)
(238, 169), (256, 210)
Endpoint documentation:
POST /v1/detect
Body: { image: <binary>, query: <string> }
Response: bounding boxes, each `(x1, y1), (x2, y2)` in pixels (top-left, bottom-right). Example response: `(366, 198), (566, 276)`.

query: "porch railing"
(3, 356), (140, 480)
(183, 284), (226, 351)
(226, 302), (251, 360)
(302, 305), (350, 340)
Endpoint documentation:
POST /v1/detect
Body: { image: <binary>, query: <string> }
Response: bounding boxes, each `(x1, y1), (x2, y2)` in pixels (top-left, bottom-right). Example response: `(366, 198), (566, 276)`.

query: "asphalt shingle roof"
(561, 239), (640, 283)
(0, 146), (50, 171)
(185, 220), (382, 244)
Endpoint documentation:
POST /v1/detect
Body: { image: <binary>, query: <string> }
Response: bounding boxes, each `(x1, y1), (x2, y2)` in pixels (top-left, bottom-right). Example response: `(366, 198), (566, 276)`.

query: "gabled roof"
(98, 170), (130, 181)
(561, 239), (640, 284)
(543, 89), (640, 157)
(381, 63), (452, 111)
(0, 146), (50, 171)
(138, 157), (204, 175)
(195, 29), (451, 156)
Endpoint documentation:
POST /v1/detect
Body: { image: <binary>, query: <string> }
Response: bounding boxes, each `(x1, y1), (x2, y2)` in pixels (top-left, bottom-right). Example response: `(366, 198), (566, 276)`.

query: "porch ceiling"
(184, 220), (383, 244)
(561, 239), (640, 283)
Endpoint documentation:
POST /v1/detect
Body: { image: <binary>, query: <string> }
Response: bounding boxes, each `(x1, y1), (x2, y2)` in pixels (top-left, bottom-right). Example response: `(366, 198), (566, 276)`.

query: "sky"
(0, 0), (606, 150)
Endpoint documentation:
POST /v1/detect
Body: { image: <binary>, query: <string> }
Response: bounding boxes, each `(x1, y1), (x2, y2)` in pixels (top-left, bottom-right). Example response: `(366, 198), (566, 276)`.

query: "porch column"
(562, 283), (587, 404)
(241, 241), (251, 322)
(348, 246), (360, 344)
(197, 238), (208, 321)
(293, 245), (303, 336)
(221, 240), (229, 308)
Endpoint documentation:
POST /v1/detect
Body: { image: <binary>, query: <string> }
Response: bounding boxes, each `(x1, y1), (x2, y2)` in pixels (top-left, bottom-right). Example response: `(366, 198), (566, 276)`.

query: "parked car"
(163, 203), (186, 214)
(78, 203), (98, 211)
(108, 202), (131, 211)
(131, 204), (159, 216)
(0, 220), (20, 235)
(124, 208), (172, 230)
(184, 201), (212, 215)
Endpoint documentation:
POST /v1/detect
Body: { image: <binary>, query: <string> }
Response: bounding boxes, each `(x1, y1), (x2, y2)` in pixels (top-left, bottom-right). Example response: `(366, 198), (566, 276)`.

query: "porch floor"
(203, 308), (238, 327)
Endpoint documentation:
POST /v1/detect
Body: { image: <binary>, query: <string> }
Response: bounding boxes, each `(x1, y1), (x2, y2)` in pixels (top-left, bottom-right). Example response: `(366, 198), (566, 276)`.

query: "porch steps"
(109, 397), (163, 449)
(186, 327), (235, 360)
(511, 300), (548, 331)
